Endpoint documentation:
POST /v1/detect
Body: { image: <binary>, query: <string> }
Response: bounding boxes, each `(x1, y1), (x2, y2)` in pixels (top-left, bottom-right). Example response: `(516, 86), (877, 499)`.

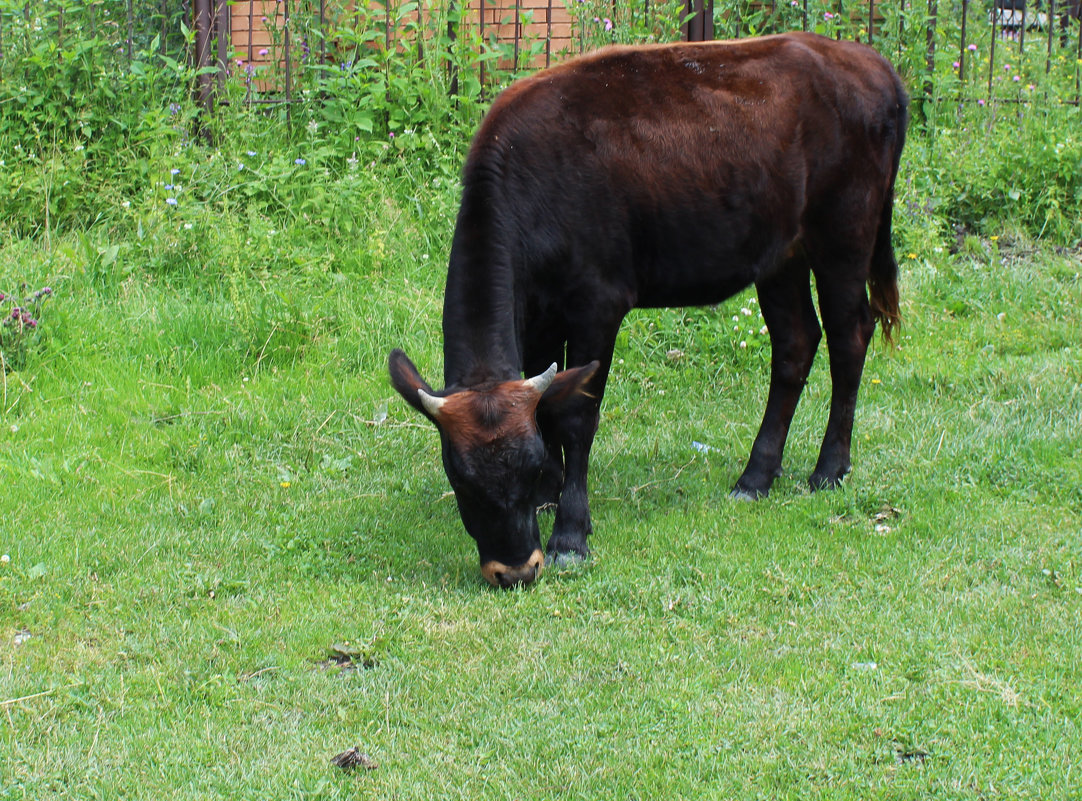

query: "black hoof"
(730, 481), (769, 501)
(545, 550), (589, 568)
(808, 469), (849, 492)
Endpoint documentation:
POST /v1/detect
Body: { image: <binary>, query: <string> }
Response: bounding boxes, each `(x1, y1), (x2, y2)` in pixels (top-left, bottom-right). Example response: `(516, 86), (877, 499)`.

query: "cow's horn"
(524, 363), (558, 395)
(418, 389), (447, 418)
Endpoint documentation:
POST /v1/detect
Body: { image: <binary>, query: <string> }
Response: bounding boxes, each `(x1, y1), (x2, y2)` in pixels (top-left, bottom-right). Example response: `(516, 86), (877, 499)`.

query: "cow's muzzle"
(481, 550), (544, 588)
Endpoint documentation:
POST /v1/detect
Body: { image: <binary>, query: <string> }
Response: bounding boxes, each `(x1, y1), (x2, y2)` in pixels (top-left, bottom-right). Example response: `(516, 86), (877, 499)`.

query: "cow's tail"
(868, 85), (908, 347)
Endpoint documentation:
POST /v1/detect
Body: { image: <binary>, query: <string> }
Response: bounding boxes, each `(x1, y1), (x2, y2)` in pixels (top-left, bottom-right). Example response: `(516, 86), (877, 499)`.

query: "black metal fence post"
(194, 0), (214, 113)
(682, 0), (713, 42)
(989, 0), (997, 100)
(215, 0), (228, 98)
(1077, 13), (1081, 104)
(926, 0), (938, 102)
(959, 0), (969, 83)
(1047, 0), (1056, 76)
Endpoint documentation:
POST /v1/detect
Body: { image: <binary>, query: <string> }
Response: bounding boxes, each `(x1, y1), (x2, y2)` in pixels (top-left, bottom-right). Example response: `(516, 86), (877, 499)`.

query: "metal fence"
(191, 0), (1082, 107)
(1, 1), (1080, 106)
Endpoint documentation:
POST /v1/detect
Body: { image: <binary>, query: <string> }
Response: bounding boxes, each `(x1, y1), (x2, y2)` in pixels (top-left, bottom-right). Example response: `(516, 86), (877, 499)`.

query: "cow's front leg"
(545, 400), (601, 561)
(542, 315), (621, 563)
(533, 425), (564, 511)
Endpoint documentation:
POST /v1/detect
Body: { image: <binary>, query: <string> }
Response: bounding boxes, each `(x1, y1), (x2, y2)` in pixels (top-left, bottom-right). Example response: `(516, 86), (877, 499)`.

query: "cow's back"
(454, 32), (907, 308)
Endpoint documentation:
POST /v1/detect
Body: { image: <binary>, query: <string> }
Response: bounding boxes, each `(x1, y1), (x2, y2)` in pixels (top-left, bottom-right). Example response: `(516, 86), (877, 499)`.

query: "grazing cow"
(389, 32), (908, 587)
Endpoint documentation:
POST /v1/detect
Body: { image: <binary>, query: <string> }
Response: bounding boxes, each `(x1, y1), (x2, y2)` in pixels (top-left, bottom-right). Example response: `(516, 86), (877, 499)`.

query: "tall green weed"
(1, 0), (1081, 251)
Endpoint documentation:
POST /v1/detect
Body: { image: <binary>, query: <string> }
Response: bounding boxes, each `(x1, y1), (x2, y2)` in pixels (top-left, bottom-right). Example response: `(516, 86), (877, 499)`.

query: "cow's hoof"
(545, 548), (589, 568)
(809, 467), (849, 492)
(730, 484), (768, 501)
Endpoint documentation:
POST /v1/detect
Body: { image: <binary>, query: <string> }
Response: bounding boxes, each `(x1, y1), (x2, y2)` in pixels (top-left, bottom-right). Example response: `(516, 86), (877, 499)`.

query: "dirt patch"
(315, 642), (380, 673)
(331, 746), (378, 771)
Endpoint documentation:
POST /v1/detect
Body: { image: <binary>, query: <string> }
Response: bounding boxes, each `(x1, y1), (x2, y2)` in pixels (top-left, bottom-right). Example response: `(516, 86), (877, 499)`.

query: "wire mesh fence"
(1, 0), (1080, 111)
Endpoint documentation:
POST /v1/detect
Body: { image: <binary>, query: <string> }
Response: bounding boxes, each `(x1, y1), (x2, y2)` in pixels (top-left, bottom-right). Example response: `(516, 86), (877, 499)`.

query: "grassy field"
(2, 145), (1081, 799)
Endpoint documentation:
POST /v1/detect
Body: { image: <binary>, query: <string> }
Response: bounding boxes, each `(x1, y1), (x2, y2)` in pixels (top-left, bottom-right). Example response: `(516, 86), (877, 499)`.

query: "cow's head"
(388, 349), (597, 588)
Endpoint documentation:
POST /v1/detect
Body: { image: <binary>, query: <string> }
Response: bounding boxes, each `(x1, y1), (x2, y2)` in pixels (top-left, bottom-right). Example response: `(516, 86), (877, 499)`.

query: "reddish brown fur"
(391, 33), (909, 583)
(435, 383), (544, 450)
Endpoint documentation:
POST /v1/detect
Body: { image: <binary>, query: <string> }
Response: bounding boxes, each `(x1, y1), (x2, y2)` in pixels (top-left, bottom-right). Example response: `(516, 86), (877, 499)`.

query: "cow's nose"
(481, 549), (544, 588)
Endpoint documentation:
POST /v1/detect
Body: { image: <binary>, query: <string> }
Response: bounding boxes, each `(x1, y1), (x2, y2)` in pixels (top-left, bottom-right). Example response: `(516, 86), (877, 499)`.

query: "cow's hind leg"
(733, 263), (821, 500)
(809, 272), (875, 491)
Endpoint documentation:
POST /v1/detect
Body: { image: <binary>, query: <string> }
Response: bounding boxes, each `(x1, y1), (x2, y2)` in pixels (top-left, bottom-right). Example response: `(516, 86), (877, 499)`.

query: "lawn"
(1, 144), (1080, 799)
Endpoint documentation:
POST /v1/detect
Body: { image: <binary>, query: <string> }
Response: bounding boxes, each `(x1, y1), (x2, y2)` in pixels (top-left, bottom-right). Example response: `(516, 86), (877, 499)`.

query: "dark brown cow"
(390, 32), (908, 587)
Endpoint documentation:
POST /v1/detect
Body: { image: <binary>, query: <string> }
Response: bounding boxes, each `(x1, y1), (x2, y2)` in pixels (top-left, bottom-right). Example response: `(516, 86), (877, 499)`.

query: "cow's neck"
(441, 188), (522, 390)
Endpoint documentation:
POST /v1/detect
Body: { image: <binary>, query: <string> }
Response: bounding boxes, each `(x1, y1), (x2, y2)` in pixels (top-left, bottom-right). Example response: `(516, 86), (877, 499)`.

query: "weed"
(0, 285), (52, 373)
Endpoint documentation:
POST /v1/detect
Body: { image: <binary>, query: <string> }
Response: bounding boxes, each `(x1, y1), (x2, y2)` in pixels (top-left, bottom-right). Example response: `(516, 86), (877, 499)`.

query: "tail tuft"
(869, 87), (907, 347)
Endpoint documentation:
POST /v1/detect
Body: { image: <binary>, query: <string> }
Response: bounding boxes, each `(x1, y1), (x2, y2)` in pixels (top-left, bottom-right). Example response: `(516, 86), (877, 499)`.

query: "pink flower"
(603, 17), (612, 31)
(968, 43), (978, 52)
(259, 48), (269, 57)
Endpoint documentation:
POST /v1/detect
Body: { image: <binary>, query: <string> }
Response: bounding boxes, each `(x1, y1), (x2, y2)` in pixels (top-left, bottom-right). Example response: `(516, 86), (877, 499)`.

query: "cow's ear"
(389, 349), (439, 422)
(539, 361), (600, 411)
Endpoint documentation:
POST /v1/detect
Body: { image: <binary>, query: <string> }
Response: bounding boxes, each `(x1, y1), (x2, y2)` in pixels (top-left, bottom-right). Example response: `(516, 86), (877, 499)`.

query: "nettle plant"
(566, 0), (690, 51)
(0, 286), (52, 373)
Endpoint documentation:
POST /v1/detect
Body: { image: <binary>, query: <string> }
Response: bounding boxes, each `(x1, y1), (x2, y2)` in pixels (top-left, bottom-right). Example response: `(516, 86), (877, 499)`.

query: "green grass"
(1, 161), (1081, 800)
